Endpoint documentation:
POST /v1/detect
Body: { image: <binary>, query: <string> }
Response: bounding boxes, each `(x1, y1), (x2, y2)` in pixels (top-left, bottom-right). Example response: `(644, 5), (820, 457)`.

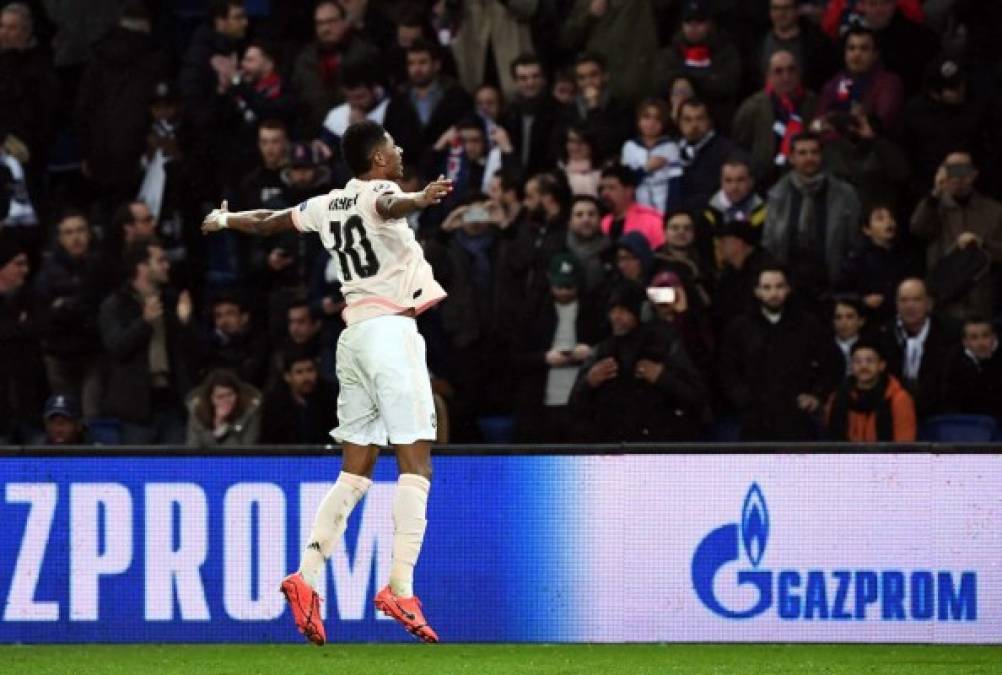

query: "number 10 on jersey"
(329, 215), (380, 281)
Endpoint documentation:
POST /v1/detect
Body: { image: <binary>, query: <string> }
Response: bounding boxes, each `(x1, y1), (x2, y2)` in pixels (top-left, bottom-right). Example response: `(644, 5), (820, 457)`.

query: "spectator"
(598, 163), (664, 249)
(613, 231), (655, 288)
(439, 201), (506, 440)
(319, 59), (390, 150)
(475, 84), (504, 132)
(259, 346), (339, 444)
(710, 217), (775, 333)
(340, 0), (395, 46)
(719, 265), (841, 441)
(0, 2), (59, 184)
(657, 0), (741, 132)
(98, 237), (200, 444)
(620, 98), (682, 214)
(756, 0), (838, 91)
(699, 156), (767, 262)
(677, 98), (737, 212)
(496, 173), (570, 328)
(0, 142), (40, 264)
(512, 253), (606, 442)
(0, 233), (46, 443)
(501, 53), (563, 176)
(39, 394), (91, 445)
(732, 50), (819, 187)
(565, 195), (611, 293)
(451, 0), (535, 100)
(565, 52), (633, 161)
(668, 76), (696, 125)
(910, 152), (1002, 320)
(186, 369), (262, 447)
(900, 58), (989, 206)
(763, 132), (862, 307)
(656, 210), (713, 311)
(178, 0), (248, 195)
(558, 123), (602, 198)
(561, 0), (659, 104)
(825, 339), (917, 441)
(832, 296), (866, 376)
(570, 281), (707, 441)
(822, 106), (910, 213)
(837, 204), (920, 324)
(821, 0), (925, 39)
(942, 317), (1002, 424)
(291, 0), (378, 138)
(856, 0), (938, 96)
(33, 211), (116, 419)
(203, 292), (270, 388)
(269, 299), (323, 386)
(815, 26), (904, 132)
(646, 269), (715, 380)
(383, 39), (473, 165)
(74, 2), (168, 207)
(874, 278), (955, 420)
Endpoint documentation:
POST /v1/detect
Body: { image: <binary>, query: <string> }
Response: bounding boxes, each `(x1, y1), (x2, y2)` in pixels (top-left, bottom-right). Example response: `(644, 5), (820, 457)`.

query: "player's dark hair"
(510, 52), (543, 78)
(122, 236), (162, 280)
(575, 51), (606, 71)
(209, 0), (243, 20)
(282, 344), (318, 373)
(341, 119), (388, 176)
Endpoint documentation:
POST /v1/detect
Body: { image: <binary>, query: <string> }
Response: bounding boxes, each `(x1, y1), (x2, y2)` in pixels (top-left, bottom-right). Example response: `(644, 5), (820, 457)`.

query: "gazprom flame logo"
(690, 483), (978, 622)
(741, 484), (768, 568)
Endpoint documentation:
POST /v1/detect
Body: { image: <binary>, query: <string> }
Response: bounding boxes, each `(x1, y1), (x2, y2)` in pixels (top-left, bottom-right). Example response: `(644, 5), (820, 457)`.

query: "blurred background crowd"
(0, 0), (1000, 446)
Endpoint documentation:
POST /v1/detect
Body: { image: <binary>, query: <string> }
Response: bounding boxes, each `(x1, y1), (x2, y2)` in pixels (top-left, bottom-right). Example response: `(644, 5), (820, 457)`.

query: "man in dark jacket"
(98, 237), (201, 444)
(501, 54), (563, 175)
(177, 0), (248, 196)
(565, 52), (633, 161)
(678, 98), (737, 212)
(941, 317), (1002, 424)
(512, 253), (606, 442)
(755, 0), (838, 91)
(74, 2), (168, 205)
(719, 264), (841, 440)
(857, 0), (939, 96)
(259, 346), (338, 444)
(0, 233), (47, 443)
(874, 278), (956, 421)
(657, 1), (742, 132)
(383, 39), (473, 167)
(34, 211), (116, 419)
(570, 281), (707, 442)
(290, 0), (379, 138)
(203, 292), (270, 388)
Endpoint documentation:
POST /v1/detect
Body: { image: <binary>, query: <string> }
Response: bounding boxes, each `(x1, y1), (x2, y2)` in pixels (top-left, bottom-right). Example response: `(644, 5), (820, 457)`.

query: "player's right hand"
(201, 200), (229, 234)
(418, 175), (453, 208)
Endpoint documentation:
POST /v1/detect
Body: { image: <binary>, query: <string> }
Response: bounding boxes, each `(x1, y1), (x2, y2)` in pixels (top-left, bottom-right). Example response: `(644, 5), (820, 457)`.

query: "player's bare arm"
(200, 200), (297, 236)
(375, 176), (453, 220)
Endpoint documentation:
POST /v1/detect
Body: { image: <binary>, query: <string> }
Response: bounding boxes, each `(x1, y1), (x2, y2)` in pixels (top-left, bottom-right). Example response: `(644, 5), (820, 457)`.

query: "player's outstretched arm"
(201, 200), (297, 236)
(375, 176), (453, 220)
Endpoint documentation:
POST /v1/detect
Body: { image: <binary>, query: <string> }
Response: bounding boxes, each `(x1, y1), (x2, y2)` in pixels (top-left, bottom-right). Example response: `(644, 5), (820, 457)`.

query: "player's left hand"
(201, 200), (229, 234)
(417, 175), (453, 208)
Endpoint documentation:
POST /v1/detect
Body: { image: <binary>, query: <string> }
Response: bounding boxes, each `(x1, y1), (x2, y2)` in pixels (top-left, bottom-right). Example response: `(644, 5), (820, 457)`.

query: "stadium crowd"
(0, 0), (1000, 446)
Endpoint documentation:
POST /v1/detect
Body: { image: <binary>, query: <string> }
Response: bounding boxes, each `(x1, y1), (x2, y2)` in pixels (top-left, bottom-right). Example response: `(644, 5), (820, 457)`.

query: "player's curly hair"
(341, 120), (387, 177)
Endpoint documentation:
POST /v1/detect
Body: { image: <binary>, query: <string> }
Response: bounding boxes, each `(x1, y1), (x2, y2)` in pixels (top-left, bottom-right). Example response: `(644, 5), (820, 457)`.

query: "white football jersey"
(291, 178), (446, 325)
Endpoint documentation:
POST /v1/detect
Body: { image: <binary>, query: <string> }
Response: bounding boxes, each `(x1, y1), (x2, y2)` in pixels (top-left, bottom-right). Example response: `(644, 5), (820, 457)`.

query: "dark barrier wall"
(1, 446), (1000, 644)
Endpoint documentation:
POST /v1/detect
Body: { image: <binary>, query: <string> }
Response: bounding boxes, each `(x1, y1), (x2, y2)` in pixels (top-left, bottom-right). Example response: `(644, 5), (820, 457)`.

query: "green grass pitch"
(2, 644), (1000, 674)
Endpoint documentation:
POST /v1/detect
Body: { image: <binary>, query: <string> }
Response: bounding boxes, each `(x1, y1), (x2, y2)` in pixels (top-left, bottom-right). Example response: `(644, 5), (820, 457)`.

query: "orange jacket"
(826, 375), (917, 442)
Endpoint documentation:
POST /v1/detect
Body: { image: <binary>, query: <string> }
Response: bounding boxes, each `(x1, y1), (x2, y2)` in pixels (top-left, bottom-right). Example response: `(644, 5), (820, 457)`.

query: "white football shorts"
(332, 314), (437, 446)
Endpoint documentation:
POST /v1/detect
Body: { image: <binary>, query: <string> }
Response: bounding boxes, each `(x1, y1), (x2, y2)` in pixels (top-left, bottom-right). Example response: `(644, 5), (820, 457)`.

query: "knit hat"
(606, 281), (645, 319)
(616, 231), (654, 274)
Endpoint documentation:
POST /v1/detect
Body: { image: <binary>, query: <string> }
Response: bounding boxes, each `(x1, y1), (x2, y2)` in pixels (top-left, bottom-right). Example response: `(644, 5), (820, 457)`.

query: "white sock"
(389, 473), (430, 598)
(299, 471), (372, 589)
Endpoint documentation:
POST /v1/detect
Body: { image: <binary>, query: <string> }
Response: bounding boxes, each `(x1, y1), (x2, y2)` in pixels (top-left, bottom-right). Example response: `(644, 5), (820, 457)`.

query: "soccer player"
(201, 121), (451, 645)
